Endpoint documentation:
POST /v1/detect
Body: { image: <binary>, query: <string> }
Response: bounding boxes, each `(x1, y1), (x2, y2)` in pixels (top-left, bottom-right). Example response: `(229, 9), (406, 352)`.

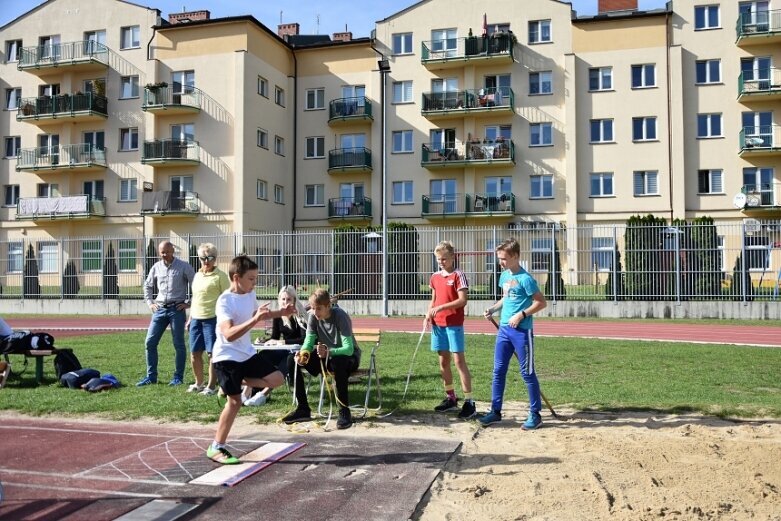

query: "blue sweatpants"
(490, 325), (541, 414)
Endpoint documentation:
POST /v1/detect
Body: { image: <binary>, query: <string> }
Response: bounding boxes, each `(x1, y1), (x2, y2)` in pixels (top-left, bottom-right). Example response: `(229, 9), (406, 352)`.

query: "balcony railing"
(327, 197), (372, 218)
(141, 191), (200, 215)
(17, 40), (109, 70)
(328, 96), (373, 123)
(736, 9), (781, 41)
(327, 147), (372, 172)
(738, 69), (781, 99)
(421, 194), (467, 216)
(15, 195), (106, 220)
(421, 87), (514, 117)
(16, 144), (107, 171)
(739, 125), (781, 154)
(421, 140), (515, 167)
(741, 183), (781, 208)
(141, 139), (200, 164)
(16, 92), (108, 121)
(142, 86), (203, 112)
(467, 192), (515, 214)
(421, 33), (514, 64)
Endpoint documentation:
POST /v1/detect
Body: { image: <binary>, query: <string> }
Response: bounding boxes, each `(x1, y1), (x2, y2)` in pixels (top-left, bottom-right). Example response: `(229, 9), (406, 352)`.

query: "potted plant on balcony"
(145, 81), (168, 91)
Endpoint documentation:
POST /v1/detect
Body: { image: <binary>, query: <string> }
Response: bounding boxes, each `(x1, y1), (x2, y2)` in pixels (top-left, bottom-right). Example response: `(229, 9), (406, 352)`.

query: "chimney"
(278, 23), (300, 38)
(332, 31), (352, 42)
(598, 0), (638, 13)
(168, 9), (210, 24)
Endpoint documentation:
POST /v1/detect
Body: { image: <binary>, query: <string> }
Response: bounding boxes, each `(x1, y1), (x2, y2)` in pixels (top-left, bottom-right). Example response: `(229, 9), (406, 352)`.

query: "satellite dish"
(733, 193), (747, 208)
(743, 218), (761, 233)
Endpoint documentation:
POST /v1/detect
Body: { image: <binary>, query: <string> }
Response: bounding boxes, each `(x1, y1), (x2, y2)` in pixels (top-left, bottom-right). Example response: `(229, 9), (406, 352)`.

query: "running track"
(6, 316), (781, 347)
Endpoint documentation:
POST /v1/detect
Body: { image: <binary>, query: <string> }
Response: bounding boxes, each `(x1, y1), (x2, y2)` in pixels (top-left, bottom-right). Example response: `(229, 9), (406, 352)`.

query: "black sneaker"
(434, 397), (459, 412)
(281, 407), (312, 424)
(457, 400), (477, 419)
(336, 407), (352, 430)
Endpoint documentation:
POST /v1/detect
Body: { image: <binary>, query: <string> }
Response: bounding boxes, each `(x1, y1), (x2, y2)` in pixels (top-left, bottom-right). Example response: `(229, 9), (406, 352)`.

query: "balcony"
(467, 192), (515, 216)
(142, 86), (203, 115)
(141, 191), (201, 216)
(739, 126), (781, 157)
(327, 147), (372, 173)
(141, 139), (200, 166)
(421, 140), (515, 169)
(738, 69), (781, 101)
(16, 144), (107, 173)
(421, 88), (514, 120)
(421, 194), (467, 219)
(328, 97), (373, 125)
(421, 34), (514, 70)
(327, 197), (372, 220)
(736, 10), (781, 46)
(739, 183), (781, 212)
(15, 195), (106, 221)
(17, 40), (109, 73)
(16, 93), (108, 125)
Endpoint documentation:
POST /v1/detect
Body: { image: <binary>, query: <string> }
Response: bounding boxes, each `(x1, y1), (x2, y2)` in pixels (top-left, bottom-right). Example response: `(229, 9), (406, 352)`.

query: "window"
(37, 183), (59, 198)
(529, 20), (552, 44)
(392, 81), (413, 103)
(430, 28), (457, 58)
(119, 128), (138, 151)
(392, 130), (413, 153)
(7, 241), (23, 273)
(590, 172), (614, 197)
(274, 86), (285, 107)
(38, 241), (57, 274)
(305, 137), (324, 158)
(392, 181), (413, 204)
(530, 175), (553, 198)
(589, 67), (612, 91)
(118, 239), (137, 271)
(257, 128), (268, 149)
(696, 59), (721, 84)
(745, 236), (770, 271)
(39, 35), (59, 59)
(38, 83), (59, 98)
(590, 119), (614, 143)
(120, 76), (139, 98)
(274, 184), (284, 204)
(274, 136), (284, 156)
(717, 235), (725, 272)
(530, 122), (553, 146)
(4, 184), (19, 206)
(258, 76), (268, 97)
(531, 238), (552, 271)
(305, 184), (324, 206)
(5, 40), (21, 62)
(119, 179), (137, 202)
(392, 32), (413, 54)
(631, 64), (656, 88)
(120, 26), (140, 49)
(698, 169), (723, 194)
(591, 237), (615, 271)
(485, 176), (512, 196)
(529, 71), (552, 95)
(483, 124), (512, 142)
(82, 240), (101, 272)
(634, 170), (659, 196)
(632, 117), (657, 141)
(743, 167), (773, 205)
(83, 180), (104, 200)
(694, 5), (720, 30)
(6, 87), (20, 109)
(83, 131), (104, 153)
(305, 88), (324, 110)
(697, 113), (722, 138)
(257, 179), (267, 200)
(4, 136), (20, 158)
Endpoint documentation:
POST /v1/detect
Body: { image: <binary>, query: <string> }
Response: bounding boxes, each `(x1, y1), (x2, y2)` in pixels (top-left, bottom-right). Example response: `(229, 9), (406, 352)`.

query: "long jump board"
(191, 442), (305, 487)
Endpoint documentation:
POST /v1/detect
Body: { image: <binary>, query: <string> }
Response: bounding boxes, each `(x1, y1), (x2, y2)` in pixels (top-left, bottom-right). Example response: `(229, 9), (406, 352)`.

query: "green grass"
(2, 331), (780, 423)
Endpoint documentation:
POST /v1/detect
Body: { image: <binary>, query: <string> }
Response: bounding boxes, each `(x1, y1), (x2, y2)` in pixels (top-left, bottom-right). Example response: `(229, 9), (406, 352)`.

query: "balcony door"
(83, 180), (104, 201)
(339, 182), (364, 215)
(170, 175), (194, 210)
(741, 56), (772, 90)
(84, 30), (106, 55)
(83, 131), (105, 161)
(431, 28), (457, 58)
(171, 123), (194, 158)
(341, 85), (365, 114)
(430, 178), (457, 213)
(431, 78), (458, 109)
(742, 111), (772, 146)
(743, 167), (774, 205)
(739, 1), (770, 31)
(39, 35), (60, 61)
(38, 134), (59, 165)
(172, 70), (195, 104)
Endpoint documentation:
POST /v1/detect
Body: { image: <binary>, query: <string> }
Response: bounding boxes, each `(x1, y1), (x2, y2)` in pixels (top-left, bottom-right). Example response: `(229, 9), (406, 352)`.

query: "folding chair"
(318, 328), (383, 419)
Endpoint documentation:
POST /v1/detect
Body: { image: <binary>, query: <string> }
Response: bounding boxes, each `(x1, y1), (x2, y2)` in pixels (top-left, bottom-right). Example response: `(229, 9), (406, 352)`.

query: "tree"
(624, 214), (667, 300)
(685, 216), (721, 299)
(103, 243), (119, 299)
(730, 253), (754, 301)
(604, 243), (625, 301)
(188, 243), (199, 273)
(62, 260), (80, 299)
(544, 236), (566, 300)
(145, 238), (157, 298)
(23, 243), (41, 298)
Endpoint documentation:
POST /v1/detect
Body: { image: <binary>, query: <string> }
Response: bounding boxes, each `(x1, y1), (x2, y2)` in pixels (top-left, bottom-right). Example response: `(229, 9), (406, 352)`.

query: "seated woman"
(281, 288), (359, 429)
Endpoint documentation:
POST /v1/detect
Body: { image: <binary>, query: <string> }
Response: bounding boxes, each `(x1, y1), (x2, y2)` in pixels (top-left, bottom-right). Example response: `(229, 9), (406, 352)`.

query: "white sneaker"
(187, 383), (205, 393)
(199, 387), (217, 396)
(243, 393), (267, 407)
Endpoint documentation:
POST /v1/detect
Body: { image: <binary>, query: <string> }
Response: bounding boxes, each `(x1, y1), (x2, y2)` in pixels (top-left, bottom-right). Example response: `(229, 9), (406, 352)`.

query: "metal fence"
(1, 221), (779, 302)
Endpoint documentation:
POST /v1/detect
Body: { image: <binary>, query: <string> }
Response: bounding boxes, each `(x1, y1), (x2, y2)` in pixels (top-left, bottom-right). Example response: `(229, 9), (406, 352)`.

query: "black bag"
(60, 368), (99, 389)
(54, 349), (82, 381)
(0, 331), (55, 354)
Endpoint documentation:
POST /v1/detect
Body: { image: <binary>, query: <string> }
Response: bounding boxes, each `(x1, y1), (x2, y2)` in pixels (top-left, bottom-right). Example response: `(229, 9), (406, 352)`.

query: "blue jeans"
(490, 325), (541, 414)
(144, 307), (187, 381)
(189, 317), (217, 354)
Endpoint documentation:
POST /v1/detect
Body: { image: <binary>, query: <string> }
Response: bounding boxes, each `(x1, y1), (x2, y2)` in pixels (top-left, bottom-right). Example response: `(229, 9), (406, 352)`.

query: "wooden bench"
(3, 348), (67, 385)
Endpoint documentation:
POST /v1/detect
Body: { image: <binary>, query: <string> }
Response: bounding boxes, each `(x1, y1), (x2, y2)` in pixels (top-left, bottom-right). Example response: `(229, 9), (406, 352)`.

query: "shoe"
(244, 393), (267, 406)
(336, 407), (352, 430)
(200, 387), (217, 396)
(136, 376), (157, 387)
(281, 407), (312, 424)
(187, 383), (205, 393)
(206, 446), (240, 465)
(169, 377), (184, 386)
(457, 400), (477, 419)
(478, 410), (502, 427)
(522, 411), (542, 431)
(433, 397), (459, 412)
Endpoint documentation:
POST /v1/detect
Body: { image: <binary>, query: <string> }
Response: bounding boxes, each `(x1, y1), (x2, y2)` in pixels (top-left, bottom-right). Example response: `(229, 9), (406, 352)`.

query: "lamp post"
(378, 59), (391, 317)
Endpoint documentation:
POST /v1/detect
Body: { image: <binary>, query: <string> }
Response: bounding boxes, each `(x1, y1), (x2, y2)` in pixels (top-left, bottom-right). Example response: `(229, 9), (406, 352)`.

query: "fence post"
(550, 226), (557, 303)
(741, 223), (747, 304)
(674, 229), (681, 304)
(279, 233), (285, 288)
(612, 225), (618, 303)
(492, 226), (498, 302)
(330, 229), (335, 291)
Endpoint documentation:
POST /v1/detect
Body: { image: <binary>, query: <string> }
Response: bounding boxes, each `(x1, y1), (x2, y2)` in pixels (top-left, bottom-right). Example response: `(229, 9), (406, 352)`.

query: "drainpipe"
(665, 10), (674, 222)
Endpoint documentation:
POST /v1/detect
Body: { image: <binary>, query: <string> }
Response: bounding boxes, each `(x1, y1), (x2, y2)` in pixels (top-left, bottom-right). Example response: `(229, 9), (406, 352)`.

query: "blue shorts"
(189, 317), (217, 354)
(431, 325), (465, 353)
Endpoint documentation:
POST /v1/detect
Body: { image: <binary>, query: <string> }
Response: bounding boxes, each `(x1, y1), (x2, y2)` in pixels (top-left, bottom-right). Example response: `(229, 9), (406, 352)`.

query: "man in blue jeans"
(480, 237), (547, 430)
(138, 240), (195, 386)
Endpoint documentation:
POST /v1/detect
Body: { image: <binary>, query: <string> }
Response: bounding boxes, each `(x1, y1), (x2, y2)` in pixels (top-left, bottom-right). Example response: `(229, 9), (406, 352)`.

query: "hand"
(185, 320), (190, 331)
(316, 343), (329, 358)
(508, 313), (522, 329)
(423, 314), (430, 327)
(278, 303), (295, 316)
(175, 303), (189, 311)
(428, 306), (441, 320)
(254, 303), (271, 322)
(295, 351), (310, 366)
(484, 308), (494, 319)
(150, 303), (160, 312)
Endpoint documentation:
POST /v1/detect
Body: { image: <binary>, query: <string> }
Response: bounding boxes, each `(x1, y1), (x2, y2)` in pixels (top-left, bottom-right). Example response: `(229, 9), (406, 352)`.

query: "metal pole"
(381, 67), (389, 317)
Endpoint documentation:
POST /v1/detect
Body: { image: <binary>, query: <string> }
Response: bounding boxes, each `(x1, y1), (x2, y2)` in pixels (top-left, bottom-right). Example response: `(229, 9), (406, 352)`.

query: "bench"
(2, 348), (68, 385)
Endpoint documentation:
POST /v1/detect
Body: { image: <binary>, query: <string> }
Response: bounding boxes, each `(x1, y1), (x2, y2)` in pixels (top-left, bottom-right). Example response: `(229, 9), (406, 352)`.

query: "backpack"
(0, 331), (55, 354)
(54, 349), (82, 381)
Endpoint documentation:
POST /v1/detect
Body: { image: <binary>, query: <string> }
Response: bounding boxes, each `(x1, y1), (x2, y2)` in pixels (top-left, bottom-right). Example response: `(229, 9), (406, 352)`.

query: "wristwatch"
(521, 310), (528, 319)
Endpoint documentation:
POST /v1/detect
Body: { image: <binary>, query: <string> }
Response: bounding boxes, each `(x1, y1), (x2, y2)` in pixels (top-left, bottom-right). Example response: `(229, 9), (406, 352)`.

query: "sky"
(1, 0), (668, 37)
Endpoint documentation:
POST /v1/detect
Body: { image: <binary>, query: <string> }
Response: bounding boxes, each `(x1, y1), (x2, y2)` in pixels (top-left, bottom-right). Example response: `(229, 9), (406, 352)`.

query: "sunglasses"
(199, 255), (216, 262)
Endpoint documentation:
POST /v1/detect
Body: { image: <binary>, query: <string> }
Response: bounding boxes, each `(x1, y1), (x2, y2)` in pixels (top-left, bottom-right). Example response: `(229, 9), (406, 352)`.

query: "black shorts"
(213, 353), (278, 396)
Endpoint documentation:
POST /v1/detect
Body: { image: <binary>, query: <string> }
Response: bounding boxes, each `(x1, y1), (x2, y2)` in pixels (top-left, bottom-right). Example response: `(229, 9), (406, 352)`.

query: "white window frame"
(38, 241), (58, 274)
(530, 175), (553, 199)
(4, 136), (21, 158)
(257, 179), (267, 200)
(633, 170), (659, 196)
(530, 122), (553, 147)
(305, 136), (325, 159)
(632, 117), (658, 142)
(392, 81), (413, 103)
(392, 181), (414, 204)
(694, 5), (721, 30)
(118, 239), (137, 272)
(590, 172), (614, 197)
(4, 184), (20, 206)
(274, 184), (284, 204)
(305, 184), (324, 207)
(592, 237), (616, 271)
(120, 26), (140, 50)
(258, 76), (268, 97)
(697, 169), (723, 194)
(274, 86), (285, 107)
(7, 241), (23, 273)
(119, 128), (138, 151)
(305, 88), (324, 110)
(590, 119), (614, 144)
(529, 70), (552, 95)
(631, 64), (656, 88)
(529, 20), (552, 44)
(6, 40), (21, 62)
(120, 75), (139, 99)
(531, 238), (552, 272)
(696, 59), (721, 84)
(257, 128), (268, 149)
(697, 113), (723, 138)
(589, 67), (613, 91)
(119, 178), (137, 202)
(6, 87), (21, 110)
(274, 135), (284, 156)
(392, 32), (413, 55)
(392, 130), (413, 153)
(81, 240), (102, 273)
